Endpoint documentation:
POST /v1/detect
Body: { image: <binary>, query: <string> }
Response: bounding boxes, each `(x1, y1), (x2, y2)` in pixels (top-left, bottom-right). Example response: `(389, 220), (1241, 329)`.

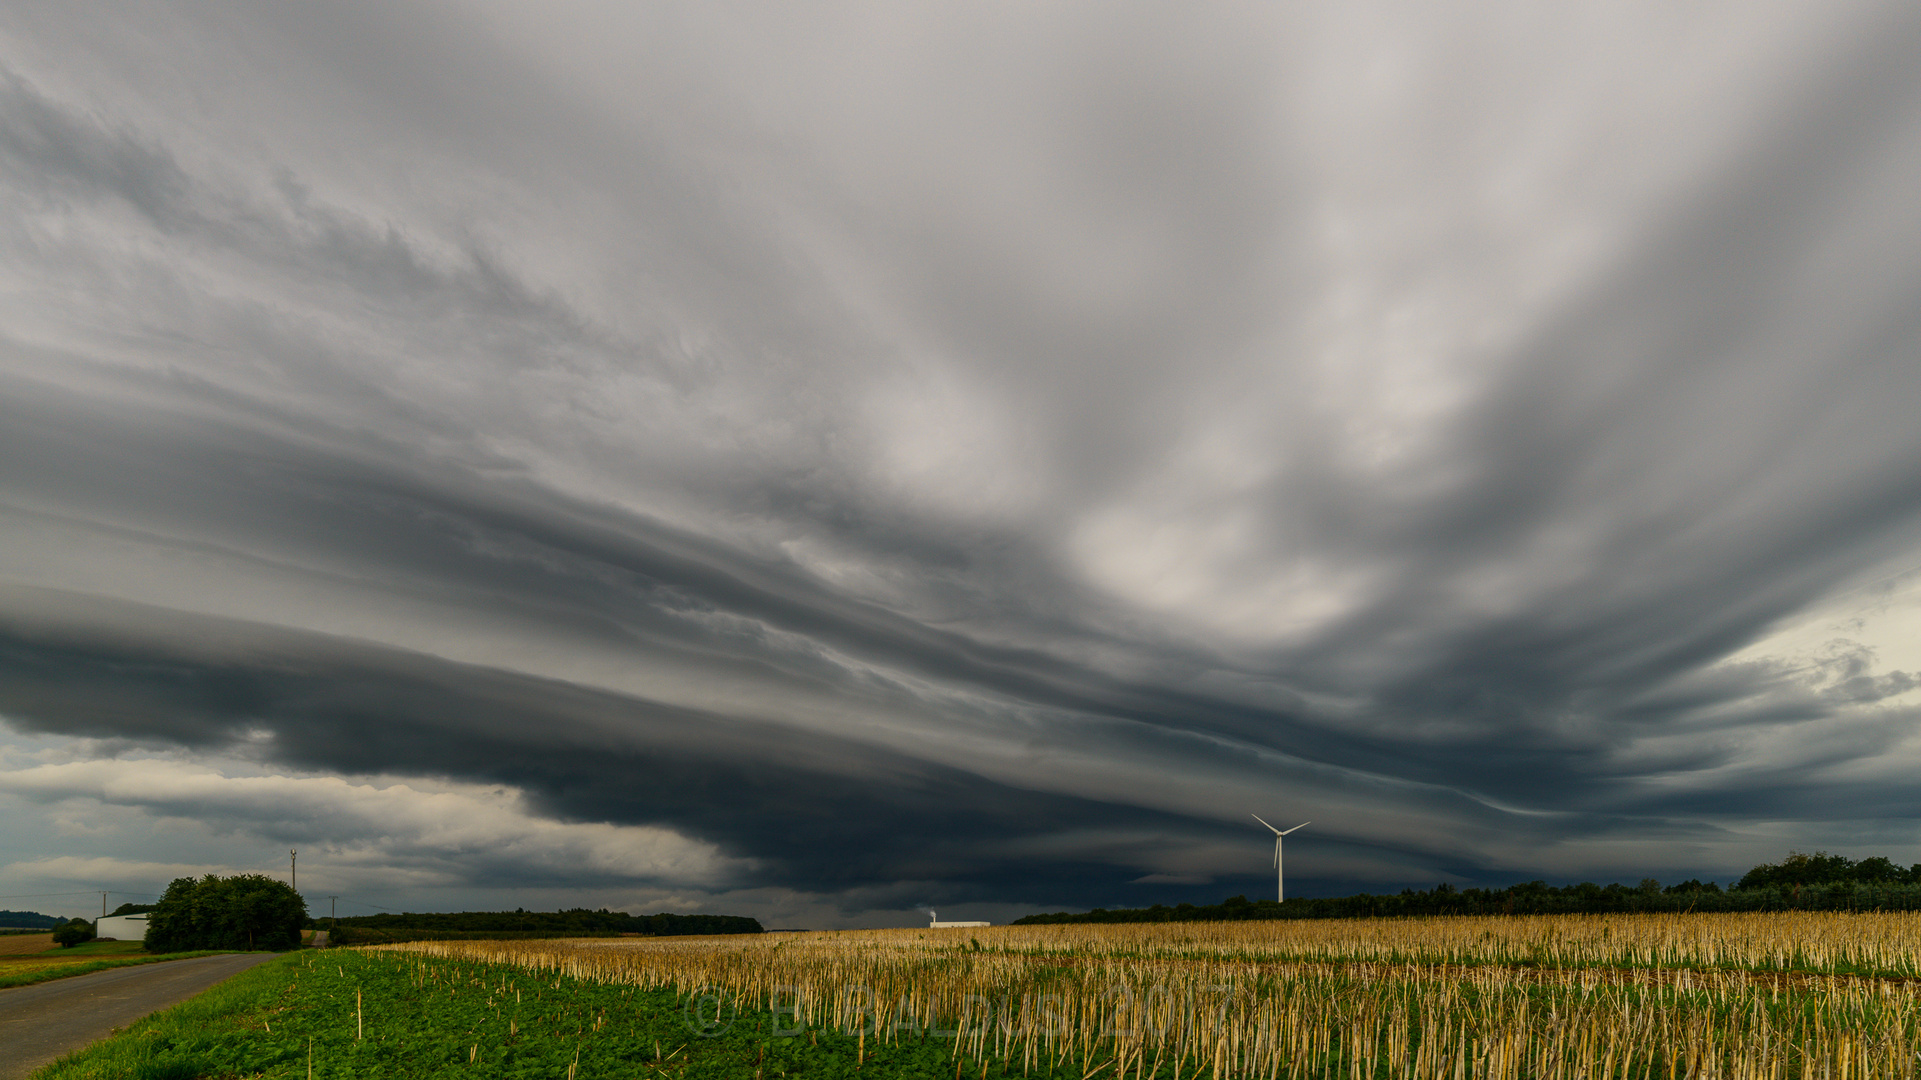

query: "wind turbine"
(1252, 815), (1310, 902)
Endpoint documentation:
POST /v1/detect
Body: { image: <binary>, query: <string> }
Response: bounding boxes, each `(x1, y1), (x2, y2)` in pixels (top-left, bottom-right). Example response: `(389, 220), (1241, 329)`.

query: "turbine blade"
(1280, 821), (1311, 834)
(1251, 814), (1282, 835)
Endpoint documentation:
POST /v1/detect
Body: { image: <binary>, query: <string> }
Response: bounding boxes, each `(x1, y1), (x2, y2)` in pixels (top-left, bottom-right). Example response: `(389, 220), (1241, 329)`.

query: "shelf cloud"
(3, 1), (1920, 925)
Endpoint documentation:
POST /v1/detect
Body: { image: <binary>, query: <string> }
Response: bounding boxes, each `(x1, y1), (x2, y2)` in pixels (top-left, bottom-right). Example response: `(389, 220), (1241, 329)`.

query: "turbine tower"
(1252, 815), (1310, 902)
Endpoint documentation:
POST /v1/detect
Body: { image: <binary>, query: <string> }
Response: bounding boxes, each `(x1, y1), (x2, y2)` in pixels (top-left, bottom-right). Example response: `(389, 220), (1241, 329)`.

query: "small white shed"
(94, 914), (148, 942)
(927, 911), (992, 928)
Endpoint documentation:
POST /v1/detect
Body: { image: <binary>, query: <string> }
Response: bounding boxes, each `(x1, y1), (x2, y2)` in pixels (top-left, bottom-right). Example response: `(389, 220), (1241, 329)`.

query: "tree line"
(44, 876), (762, 950)
(326, 907), (762, 944)
(1014, 851), (1921, 925)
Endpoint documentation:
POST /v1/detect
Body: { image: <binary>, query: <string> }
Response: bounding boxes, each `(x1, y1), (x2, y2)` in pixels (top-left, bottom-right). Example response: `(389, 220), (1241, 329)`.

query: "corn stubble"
(380, 912), (1921, 1078)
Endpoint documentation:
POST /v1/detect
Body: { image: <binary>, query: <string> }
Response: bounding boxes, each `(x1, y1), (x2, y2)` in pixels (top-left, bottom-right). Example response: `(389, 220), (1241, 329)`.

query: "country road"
(0, 952), (278, 1079)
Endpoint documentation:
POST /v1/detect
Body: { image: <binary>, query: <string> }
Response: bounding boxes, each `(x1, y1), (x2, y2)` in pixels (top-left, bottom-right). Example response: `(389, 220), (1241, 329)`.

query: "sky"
(3, 2), (1921, 929)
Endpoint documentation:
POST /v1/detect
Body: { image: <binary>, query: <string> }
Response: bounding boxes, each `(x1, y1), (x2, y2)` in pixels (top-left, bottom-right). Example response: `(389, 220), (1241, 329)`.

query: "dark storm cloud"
(0, 588), (1118, 891)
(3, 1), (1921, 917)
(0, 384), (1523, 900)
(1319, 14), (1921, 803)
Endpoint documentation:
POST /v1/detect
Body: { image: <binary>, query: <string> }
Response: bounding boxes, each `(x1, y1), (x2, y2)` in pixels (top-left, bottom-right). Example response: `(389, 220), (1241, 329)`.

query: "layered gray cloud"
(2, 1), (1920, 925)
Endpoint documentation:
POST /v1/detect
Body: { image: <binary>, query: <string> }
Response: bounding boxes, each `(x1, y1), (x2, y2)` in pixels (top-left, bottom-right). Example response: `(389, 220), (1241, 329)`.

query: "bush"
(52, 918), (96, 947)
(145, 874), (307, 952)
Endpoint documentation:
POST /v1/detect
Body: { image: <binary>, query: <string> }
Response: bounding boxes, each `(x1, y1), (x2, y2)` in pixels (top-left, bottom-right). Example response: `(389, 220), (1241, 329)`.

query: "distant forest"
(325, 907), (763, 945)
(1015, 851), (1921, 924)
(0, 910), (66, 929)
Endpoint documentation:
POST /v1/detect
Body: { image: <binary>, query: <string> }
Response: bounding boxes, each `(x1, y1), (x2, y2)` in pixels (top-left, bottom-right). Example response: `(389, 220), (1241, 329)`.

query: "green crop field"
(33, 948), (984, 1080)
(33, 913), (1921, 1079)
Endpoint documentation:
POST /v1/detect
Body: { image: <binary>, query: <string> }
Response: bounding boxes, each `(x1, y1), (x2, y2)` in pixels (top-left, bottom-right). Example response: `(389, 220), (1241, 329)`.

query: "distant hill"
(0, 910), (66, 929)
(325, 907), (763, 945)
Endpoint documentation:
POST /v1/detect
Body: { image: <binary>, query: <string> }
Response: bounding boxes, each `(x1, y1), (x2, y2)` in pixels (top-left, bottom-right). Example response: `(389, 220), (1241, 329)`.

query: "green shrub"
(51, 918), (96, 947)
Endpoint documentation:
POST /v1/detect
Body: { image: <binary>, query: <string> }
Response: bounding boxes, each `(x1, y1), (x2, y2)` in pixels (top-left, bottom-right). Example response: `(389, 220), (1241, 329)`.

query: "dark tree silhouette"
(145, 874), (307, 952)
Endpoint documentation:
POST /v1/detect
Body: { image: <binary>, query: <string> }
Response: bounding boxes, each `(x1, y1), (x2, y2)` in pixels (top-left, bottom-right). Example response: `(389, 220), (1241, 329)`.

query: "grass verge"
(0, 951), (235, 990)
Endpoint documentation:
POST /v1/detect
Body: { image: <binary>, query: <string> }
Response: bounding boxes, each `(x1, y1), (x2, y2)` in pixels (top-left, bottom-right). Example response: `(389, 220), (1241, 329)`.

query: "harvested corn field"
(373, 913), (1921, 1079)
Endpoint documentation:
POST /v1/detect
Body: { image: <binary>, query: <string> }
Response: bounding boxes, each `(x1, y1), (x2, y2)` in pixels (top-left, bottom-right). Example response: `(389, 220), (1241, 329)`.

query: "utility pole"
(290, 850), (297, 892)
(329, 896), (337, 930)
(101, 891), (107, 919)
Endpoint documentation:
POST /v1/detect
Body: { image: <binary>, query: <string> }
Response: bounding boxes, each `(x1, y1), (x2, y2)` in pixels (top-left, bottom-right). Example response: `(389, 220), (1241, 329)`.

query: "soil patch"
(0, 935), (53, 957)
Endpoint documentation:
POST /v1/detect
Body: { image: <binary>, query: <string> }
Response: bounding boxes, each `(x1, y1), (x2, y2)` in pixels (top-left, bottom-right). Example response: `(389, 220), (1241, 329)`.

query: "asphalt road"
(0, 952), (278, 1079)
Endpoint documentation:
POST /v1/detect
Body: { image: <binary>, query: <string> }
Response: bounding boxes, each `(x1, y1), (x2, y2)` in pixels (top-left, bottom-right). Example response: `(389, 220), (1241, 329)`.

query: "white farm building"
(928, 911), (991, 928)
(93, 913), (148, 942)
